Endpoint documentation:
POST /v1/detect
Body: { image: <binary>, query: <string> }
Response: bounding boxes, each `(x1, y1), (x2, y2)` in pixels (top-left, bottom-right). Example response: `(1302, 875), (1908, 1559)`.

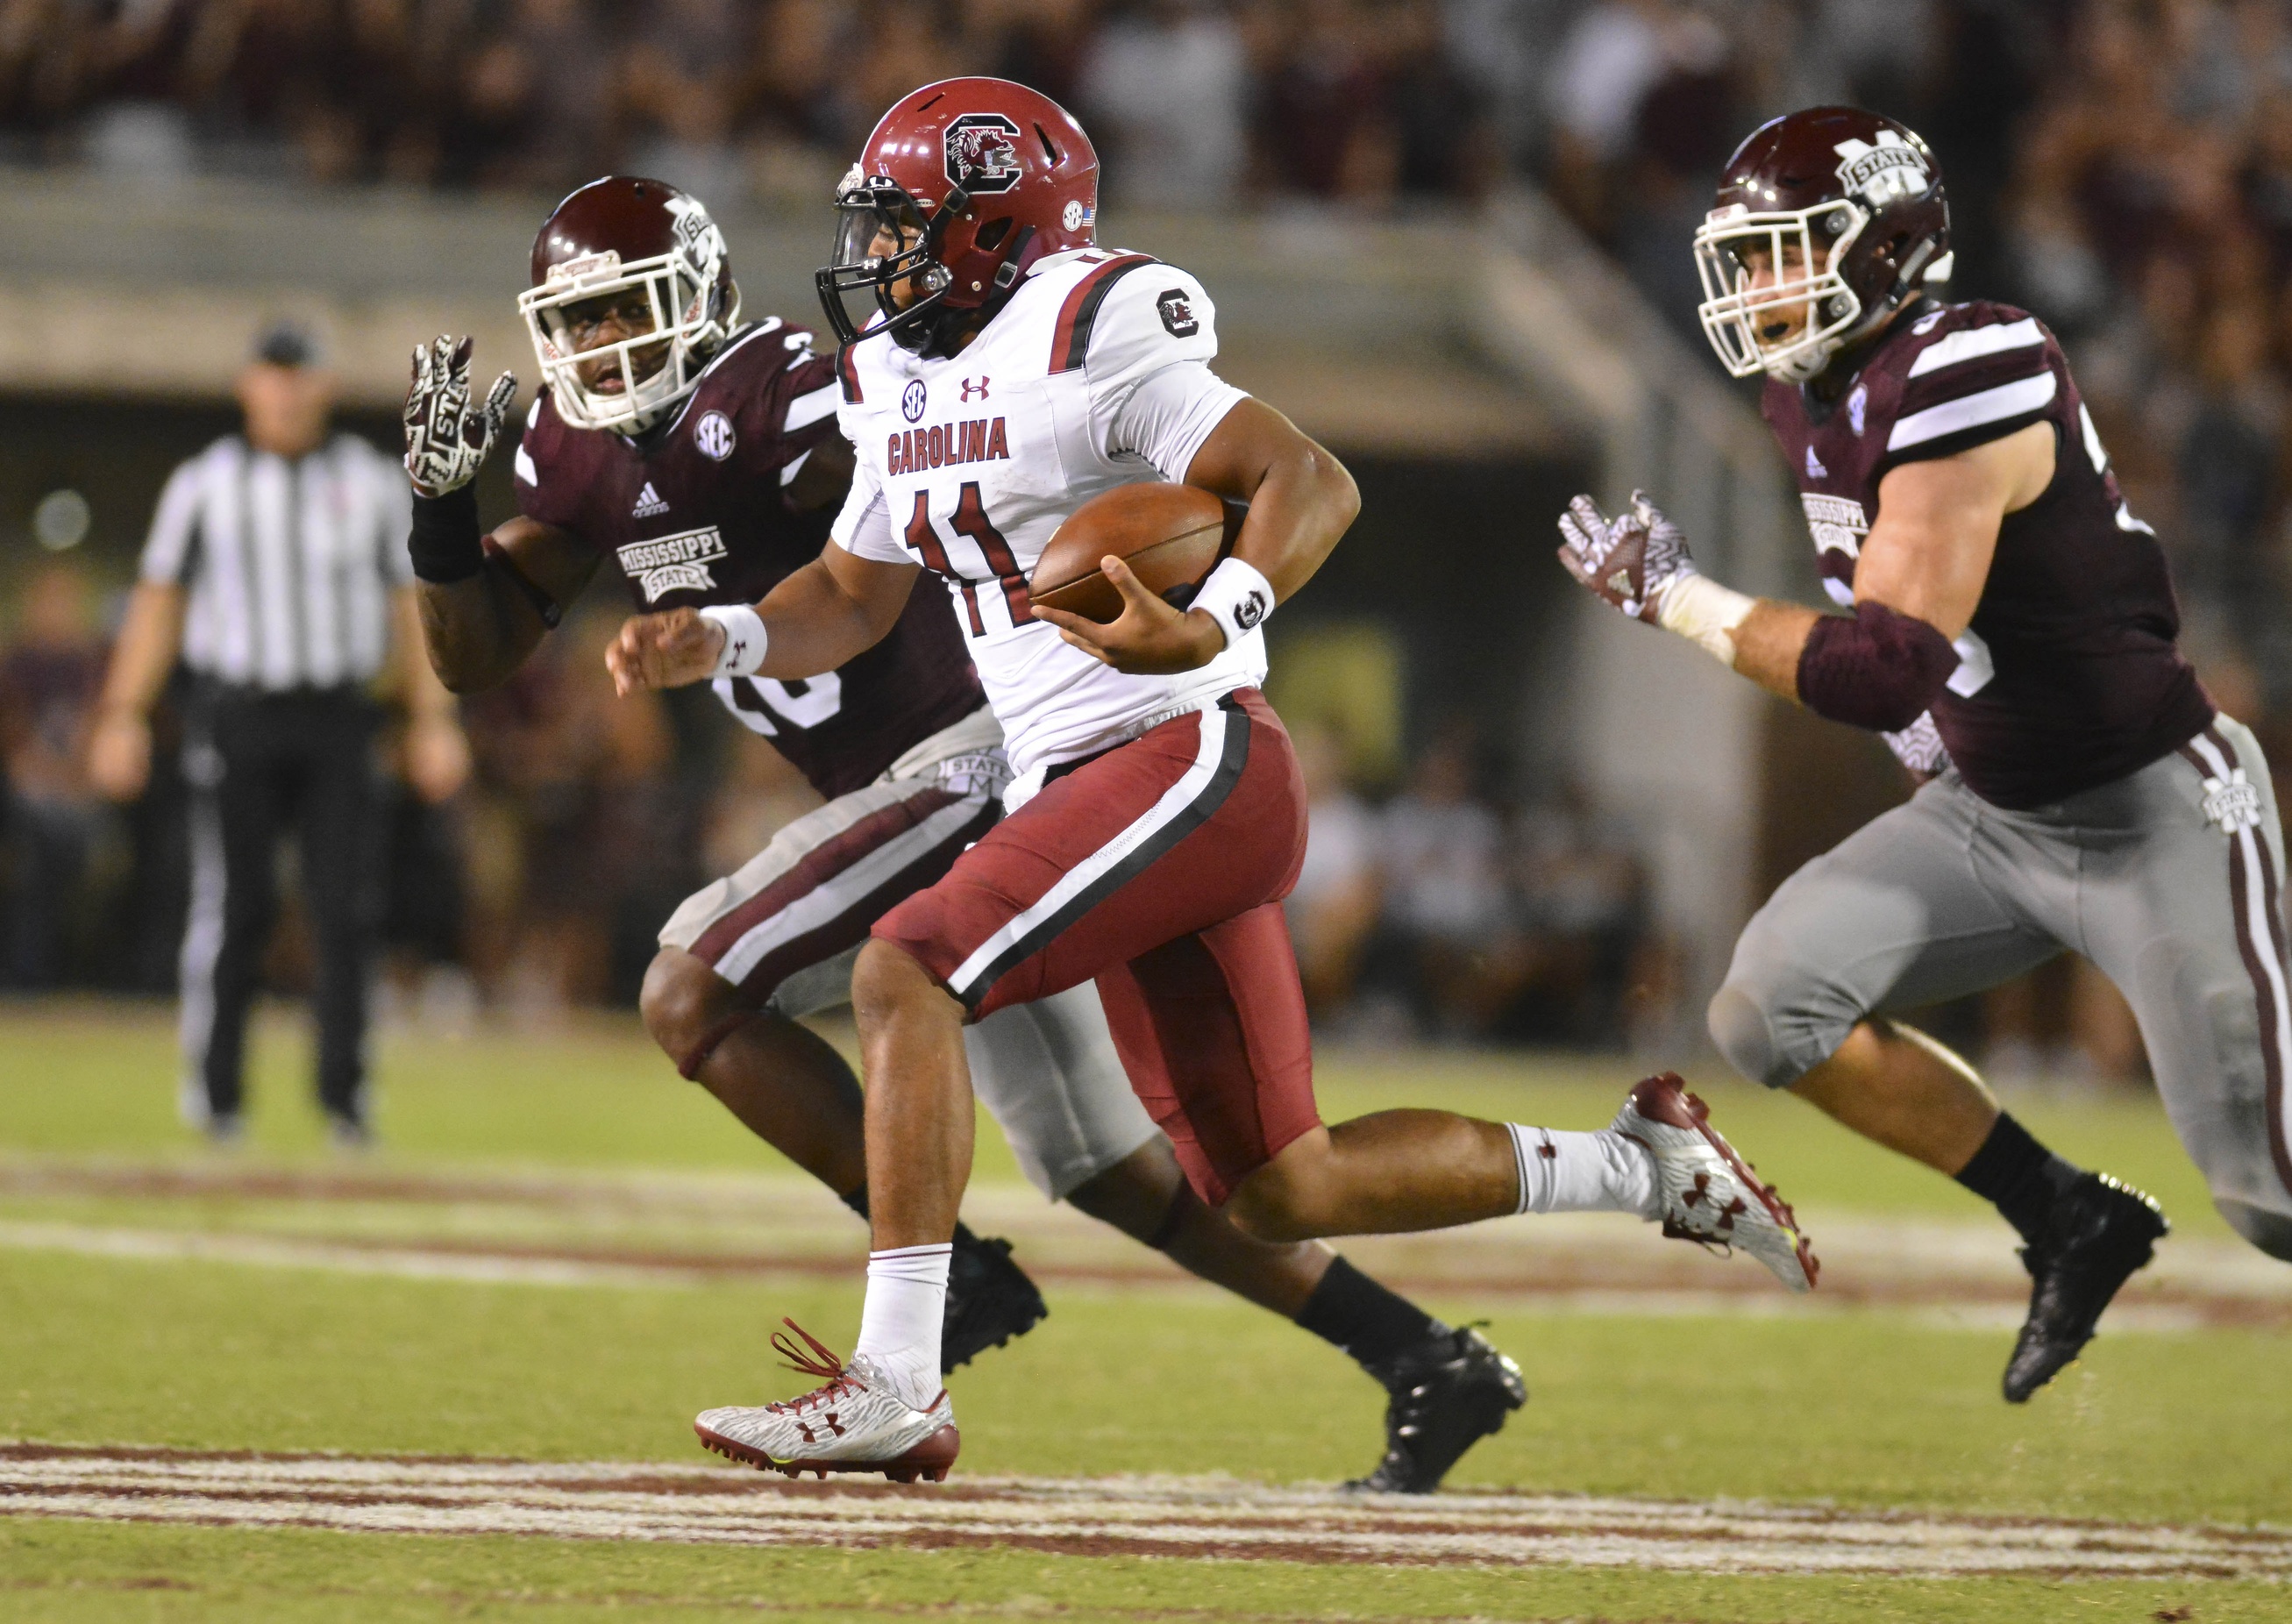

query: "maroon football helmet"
(1692, 107), (1951, 382)
(519, 175), (740, 432)
(817, 77), (1100, 354)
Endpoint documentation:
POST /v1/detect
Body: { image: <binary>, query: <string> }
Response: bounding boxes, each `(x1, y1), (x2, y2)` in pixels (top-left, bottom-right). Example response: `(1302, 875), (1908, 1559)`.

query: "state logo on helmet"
(1692, 107), (1952, 384)
(817, 78), (1100, 355)
(518, 175), (741, 434)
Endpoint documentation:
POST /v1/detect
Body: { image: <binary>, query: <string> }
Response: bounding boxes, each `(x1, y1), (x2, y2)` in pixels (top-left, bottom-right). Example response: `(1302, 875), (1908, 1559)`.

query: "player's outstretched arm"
(416, 516), (601, 693)
(1555, 422), (2049, 725)
(606, 546), (920, 697)
(1035, 398), (1359, 675)
(402, 332), (596, 694)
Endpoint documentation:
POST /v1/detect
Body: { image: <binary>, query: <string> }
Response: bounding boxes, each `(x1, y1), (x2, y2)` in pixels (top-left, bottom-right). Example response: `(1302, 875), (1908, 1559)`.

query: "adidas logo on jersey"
(1804, 446), (1827, 479)
(633, 482), (670, 518)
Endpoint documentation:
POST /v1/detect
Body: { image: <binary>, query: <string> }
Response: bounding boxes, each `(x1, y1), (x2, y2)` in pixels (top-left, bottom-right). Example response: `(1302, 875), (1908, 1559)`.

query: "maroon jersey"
(515, 317), (985, 798)
(1763, 299), (2213, 808)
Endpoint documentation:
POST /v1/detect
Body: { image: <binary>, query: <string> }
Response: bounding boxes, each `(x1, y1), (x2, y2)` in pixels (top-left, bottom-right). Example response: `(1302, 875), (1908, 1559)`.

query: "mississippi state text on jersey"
(830, 250), (1257, 777)
(516, 317), (984, 797)
(1764, 299), (2214, 808)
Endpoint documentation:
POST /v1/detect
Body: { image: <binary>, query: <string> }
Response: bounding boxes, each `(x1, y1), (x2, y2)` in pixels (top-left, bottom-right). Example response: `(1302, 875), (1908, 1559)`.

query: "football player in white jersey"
(611, 78), (1816, 1482)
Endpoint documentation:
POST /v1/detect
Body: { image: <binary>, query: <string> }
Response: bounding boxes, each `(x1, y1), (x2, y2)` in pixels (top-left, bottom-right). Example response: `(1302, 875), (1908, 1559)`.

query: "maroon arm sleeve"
(1796, 601), (1961, 733)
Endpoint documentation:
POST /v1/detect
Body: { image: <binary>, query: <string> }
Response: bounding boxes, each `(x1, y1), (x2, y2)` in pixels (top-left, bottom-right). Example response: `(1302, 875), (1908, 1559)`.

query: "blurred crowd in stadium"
(11, 0), (2292, 1075)
(0, 552), (1655, 1046)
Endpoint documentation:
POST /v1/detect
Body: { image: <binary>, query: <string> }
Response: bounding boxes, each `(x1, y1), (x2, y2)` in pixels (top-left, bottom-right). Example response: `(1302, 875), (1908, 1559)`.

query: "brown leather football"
(1029, 482), (1244, 623)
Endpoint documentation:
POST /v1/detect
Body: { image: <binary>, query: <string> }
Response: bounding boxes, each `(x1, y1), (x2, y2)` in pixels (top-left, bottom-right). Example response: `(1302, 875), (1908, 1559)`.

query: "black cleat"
(1345, 1327), (1527, 1493)
(2004, 1172), (2168, 1403)
(940, 1229), (1047, 1373)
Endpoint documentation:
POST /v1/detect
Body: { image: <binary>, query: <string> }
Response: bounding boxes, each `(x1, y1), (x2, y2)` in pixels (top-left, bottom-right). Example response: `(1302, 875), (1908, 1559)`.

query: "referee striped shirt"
(139, 434), (414, 690)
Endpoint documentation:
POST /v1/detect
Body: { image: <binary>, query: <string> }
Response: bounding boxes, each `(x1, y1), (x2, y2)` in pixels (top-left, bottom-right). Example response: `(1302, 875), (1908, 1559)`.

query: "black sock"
(1954, 1112), (2083, 1243)
(1296, 1257), (1448, 1376)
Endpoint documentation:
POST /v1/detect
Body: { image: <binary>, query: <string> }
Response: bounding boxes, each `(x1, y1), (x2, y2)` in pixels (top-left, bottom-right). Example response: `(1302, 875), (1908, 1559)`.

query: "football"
(1029, 482), (1244, 623)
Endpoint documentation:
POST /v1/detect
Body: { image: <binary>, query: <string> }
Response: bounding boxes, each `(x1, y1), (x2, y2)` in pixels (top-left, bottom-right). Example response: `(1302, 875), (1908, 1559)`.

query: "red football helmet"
(1692, 107), (1951, 383)
(817, 77), (1100, 353)
(519, 175), (741, 433)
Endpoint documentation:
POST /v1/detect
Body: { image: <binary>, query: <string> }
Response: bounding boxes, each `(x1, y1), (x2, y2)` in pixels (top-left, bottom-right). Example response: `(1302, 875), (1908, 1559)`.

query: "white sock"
(854, 1243), (951, 1411)
(1506, 1124), (1660, 1220)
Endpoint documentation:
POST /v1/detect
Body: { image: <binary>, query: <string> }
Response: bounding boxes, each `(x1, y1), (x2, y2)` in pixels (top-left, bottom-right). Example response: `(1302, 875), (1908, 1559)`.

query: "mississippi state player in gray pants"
(1560, 106), (2291, 1401)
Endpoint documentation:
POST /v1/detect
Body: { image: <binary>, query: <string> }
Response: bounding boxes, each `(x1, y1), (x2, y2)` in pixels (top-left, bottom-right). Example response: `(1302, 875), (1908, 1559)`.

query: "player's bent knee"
(1707, 984), (1804, 1090)
(2216, 1196), (2292, 1263)
(851, 937), (954, 1026)
(639, 948), (748, 1080)
(1221, 1156), (1326, 1244)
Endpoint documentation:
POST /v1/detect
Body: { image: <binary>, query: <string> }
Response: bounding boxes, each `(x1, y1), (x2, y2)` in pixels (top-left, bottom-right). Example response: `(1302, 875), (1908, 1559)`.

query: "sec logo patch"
(902, 379), (928, 422)
(694, 410), (737, 460)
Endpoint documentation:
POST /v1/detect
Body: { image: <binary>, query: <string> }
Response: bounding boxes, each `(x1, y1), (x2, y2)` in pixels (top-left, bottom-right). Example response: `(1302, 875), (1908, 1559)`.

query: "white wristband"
(698, 604), (768, 678)
(1191, 557), (1274, 650)
(1654, 572), (1755, 666)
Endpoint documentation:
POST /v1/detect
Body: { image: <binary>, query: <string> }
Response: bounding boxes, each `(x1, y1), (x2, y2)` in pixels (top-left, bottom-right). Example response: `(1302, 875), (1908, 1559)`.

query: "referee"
(88, 324), (470, 1145)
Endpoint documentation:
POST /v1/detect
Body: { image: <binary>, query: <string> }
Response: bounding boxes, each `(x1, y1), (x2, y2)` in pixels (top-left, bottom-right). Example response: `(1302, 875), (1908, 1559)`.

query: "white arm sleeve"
(1108, 361), (1249, 483)
(139, 456), (206, 585)
(1085, 265), (1249, 481)
(829, 453), (905, 564)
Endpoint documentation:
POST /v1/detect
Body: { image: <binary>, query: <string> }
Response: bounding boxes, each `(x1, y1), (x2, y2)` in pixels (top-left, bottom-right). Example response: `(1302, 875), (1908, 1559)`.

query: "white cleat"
(1612, 1072), (1819, 1293)
(694, 1321), (960, 1484)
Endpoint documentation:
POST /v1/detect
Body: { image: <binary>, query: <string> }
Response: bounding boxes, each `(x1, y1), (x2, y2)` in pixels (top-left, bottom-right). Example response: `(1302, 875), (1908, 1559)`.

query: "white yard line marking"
(5, 1157), (2288, 1328)
(1, 1448), (2285, 1578)
(0, 1217), (2274, 1332)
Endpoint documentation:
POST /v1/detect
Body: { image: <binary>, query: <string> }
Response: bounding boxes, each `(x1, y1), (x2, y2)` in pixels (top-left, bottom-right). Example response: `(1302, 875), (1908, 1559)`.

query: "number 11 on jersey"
(905, 482), (1030, 637)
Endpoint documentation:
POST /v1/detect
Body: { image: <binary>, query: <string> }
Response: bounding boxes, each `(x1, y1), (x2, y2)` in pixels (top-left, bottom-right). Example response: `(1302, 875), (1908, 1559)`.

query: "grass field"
(2, 997), (2288, 1622)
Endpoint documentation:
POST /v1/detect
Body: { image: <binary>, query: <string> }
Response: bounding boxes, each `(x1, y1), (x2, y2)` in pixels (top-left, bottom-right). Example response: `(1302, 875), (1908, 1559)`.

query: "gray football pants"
(1711, 716), (2292, 1260)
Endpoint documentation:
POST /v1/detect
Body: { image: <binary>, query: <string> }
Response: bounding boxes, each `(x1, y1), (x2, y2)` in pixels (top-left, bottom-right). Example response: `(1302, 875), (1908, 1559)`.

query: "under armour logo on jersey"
(2202, 769), (2264, 834)
(1804, 445), (1827, 479)
(632, 482), (669, 518)
(960, 376), (989, 402)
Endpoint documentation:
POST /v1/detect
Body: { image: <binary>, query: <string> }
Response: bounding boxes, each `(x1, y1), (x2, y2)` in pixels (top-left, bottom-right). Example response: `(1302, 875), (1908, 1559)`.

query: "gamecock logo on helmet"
(944, 113), (1024, 194)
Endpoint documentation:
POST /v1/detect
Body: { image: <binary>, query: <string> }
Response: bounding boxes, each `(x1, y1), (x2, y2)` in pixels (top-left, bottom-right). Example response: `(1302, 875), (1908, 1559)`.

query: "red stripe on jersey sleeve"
(1050, 253), (1158, 374)
(837, 344), (863, 404)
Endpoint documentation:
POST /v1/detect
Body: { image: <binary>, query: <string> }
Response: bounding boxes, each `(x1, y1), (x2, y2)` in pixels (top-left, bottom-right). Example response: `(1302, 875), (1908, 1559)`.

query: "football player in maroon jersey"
(1561, 106), (2292, 1402)
(399, 175), (1530, 1492)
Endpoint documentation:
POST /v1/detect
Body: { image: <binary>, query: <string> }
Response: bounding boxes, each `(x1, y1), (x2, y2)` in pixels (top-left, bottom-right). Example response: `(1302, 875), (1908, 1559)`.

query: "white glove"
(1555, 490), (1752, 664)
(404, 334), (518, 497)
(1555, 490), (1698, 623)
(1883, 711), (1950, 777)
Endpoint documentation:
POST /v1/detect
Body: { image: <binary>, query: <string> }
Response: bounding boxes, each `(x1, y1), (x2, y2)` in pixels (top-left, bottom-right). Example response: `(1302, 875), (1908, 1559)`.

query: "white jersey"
(830, 248), (1260, 778)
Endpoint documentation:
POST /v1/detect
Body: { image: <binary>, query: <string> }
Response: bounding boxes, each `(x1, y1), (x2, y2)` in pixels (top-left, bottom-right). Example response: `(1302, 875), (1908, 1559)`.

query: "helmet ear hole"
(975, 217), (1013, 252)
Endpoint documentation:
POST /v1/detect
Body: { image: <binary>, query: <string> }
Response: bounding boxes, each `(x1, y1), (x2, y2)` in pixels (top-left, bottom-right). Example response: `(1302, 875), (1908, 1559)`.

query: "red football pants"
(872, 689), (1319, 1204)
